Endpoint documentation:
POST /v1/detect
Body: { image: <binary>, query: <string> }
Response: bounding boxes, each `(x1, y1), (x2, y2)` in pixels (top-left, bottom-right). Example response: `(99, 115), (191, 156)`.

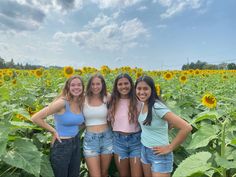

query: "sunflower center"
(66, 68), (73, 74)
(205, 96), (215, 104)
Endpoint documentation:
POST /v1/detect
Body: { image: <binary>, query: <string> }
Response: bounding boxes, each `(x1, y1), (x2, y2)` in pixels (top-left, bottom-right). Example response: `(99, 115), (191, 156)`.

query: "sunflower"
(179, 75), (187, 84)
(15, 114), (28, 121)
(136, 71), (143, 79)
(201, 93), (217, 109)
(194, 69), (201, 75)
(0, 79), (3, 86)
(34, 68), (43, 78)
(12, 79), (17, 85)
(155, 84), (161, 96)
(77, 69), (83, 75)
(100, 65), (110, 75)
(222, 75), (228, 80)
(46, 79), (51, 87)
(163, 72), (173, 80)
(3, 74), (11, 81)
(63, 66), (75, 78)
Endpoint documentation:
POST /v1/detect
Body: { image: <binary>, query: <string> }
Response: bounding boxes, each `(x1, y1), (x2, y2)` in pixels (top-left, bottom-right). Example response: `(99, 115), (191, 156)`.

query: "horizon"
(0, 0), (235, 70)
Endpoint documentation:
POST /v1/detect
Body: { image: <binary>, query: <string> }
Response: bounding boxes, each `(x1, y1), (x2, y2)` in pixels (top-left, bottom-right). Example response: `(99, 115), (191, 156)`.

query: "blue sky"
(0, 0), (235, 70)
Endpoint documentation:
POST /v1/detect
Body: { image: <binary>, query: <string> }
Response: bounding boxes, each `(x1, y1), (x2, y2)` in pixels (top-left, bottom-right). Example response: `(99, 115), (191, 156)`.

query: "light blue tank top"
(54, 101), (84, 137)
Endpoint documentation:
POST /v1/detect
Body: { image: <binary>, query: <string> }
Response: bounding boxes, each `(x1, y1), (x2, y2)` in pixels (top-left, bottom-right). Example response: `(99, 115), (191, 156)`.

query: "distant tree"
(203, 64), (217, 70)
(195, 60), (207, 69)
(227, 63), (236, 70)
(5, 58), (14, 68)
(0, 57), (6, 68)
(218, 62), (228, 70)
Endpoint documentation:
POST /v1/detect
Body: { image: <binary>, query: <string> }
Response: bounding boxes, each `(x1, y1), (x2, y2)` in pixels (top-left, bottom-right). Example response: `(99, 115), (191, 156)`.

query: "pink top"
(112, 99), (140, 133)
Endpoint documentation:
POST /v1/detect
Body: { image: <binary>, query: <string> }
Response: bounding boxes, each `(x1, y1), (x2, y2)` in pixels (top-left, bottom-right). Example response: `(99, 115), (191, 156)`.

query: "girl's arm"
(31, 98), (65, 142)
(153, 112), (192, 155)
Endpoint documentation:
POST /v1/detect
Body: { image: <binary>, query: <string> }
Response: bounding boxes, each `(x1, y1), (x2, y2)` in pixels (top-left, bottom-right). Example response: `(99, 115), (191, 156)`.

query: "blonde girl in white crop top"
(82, 74), (113, 177)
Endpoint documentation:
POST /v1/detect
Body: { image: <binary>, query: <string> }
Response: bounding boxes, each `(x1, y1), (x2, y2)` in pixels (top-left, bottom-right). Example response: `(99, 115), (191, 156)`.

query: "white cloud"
(86, 14), (111, 28)
(137, 6), (147, 11)
(16, 0), (83, 13)
(91, 0), (142, 9)
(158, 0), (209, 19)
(53, 16), (148, 51)
(0, 42), (8, 51)
(0, 0), (45, 32)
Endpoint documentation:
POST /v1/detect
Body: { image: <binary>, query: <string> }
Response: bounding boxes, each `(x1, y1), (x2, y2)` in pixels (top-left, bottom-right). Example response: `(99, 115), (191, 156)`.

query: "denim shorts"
(141, 144), (173, 173)
(113, 131), (141, 160)
(83, 128), (113, 158)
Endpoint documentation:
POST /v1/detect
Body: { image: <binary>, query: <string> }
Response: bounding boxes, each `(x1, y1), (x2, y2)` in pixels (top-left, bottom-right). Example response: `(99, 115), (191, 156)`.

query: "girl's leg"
(50, 140), (73, 177)
(152, 172), (170, 177)
(114, 154), (130, 177)
(68, 136), (81, 177)
(85, 156), (101, 177)
(130, 157), (143, 177)
(142, 163), (152, 177)
(100, 154), (113, 177)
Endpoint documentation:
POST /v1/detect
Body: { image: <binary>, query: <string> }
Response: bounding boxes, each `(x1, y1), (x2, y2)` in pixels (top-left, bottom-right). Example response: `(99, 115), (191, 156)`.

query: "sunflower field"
(0, 66), (236, 177)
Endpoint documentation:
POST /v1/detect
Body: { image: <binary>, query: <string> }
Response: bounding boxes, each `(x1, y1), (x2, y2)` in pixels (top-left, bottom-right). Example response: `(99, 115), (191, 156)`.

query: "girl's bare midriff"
(86, 123), (109, 133)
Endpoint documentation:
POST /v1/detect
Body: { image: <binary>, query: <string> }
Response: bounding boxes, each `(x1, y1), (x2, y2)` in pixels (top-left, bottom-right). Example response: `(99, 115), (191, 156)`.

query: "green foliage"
(187, 124), (217, 149)
(3, 139), (42, 177)
(173, 152), (211, 177)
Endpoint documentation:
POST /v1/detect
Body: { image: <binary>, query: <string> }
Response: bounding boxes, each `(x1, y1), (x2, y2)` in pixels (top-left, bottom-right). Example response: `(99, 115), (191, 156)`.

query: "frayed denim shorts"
(83, 128), (113, 158)
(113, 131), (141, 160)
(141, 144), (173, 173)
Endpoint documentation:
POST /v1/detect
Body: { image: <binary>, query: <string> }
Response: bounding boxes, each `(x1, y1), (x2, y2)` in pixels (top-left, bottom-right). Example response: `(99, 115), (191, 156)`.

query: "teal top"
(54, 101), (84, 137)
(138, 101), (170, 147)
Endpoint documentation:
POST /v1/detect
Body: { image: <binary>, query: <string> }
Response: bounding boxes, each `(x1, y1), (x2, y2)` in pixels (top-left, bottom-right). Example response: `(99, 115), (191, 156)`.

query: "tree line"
(1, 56), (236, 70)
(0, 57), (61, 70)
(182, 60), (236, 70)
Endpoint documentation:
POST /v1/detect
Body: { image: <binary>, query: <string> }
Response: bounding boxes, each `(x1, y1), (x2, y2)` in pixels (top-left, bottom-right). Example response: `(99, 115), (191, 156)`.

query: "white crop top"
(83, 98), (108, 126)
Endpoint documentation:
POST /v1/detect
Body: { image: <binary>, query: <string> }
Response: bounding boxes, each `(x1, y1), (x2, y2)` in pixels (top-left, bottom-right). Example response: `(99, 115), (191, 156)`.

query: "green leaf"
(40, 154), (54, 177)
(10, 121), (34, 129)
(231, 138), (236, 145)
(173, 151), (212, 177)
(0, 87), (10, 100)
(192, 111), (219, 124)
(187, 125), (217, 149)
(0, 121), (11, 157)
(3, 139), (41, 177)
(44, 92), (58, 98)
(215, 153), (236, 169)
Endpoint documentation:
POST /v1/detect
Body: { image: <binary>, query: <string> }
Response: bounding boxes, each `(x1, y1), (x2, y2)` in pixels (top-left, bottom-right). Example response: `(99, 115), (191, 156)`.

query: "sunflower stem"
(221, 120), (227, 177)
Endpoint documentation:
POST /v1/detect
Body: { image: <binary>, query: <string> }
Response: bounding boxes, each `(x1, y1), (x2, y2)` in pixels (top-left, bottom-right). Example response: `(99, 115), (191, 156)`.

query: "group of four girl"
(31, 73), (192, 177)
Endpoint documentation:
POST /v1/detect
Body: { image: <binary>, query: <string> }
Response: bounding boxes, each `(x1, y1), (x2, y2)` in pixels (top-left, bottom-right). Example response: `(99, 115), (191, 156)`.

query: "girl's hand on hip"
(51, 131), (62, 146)
(152, 145), (173, 155)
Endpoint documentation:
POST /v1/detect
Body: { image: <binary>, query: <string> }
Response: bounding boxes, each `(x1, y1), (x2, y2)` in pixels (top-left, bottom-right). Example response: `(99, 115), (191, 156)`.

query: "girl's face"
(136, 81), (151, 103)
(117, 77), (131, 98)
(69, 78), (83, 97)
(91, 77), (102, 95)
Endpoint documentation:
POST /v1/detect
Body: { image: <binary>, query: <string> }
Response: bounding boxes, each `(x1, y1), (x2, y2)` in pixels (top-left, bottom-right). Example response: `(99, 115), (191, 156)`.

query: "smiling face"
(136, 81), (151, 103)
(91, 77), (102, 95)
(117, 77), (131, 98)
(69, 78), (83, 97)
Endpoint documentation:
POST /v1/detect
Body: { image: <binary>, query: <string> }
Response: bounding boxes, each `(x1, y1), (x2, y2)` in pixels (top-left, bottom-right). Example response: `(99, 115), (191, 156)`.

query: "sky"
(0, 0), (235, 70)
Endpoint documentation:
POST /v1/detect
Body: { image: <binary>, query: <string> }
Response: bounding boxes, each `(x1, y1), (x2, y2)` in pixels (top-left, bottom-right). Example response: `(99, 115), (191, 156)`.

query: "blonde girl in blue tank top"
(83, 74), (113, 177)
(31, 75), (85, 177)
